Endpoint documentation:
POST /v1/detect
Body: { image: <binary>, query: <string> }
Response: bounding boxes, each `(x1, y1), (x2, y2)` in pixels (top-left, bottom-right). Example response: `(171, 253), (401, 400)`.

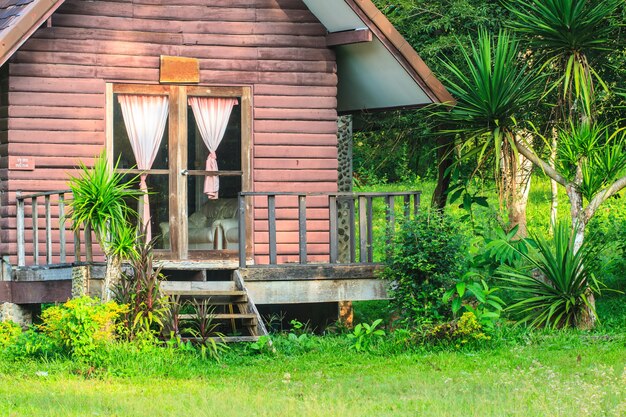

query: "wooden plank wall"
(1, 0), (338, 266)
(0, 64), (10, 262)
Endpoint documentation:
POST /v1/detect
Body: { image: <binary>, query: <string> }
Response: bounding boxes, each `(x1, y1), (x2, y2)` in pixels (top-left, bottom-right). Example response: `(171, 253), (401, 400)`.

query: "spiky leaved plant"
(499, 222), (603, 329)
(68, 152), (142, 301)
(434, 29), (540, 236)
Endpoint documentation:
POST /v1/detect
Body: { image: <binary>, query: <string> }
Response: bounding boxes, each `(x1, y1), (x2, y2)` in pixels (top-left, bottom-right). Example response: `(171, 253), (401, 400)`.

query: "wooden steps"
(160, 271), (269, 343)
(178, 313), (257, 321)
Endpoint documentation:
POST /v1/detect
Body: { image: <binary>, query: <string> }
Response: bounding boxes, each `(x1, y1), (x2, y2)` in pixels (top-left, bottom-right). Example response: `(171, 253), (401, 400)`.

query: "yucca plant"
(506, 0), (622, 230)
(68, 152), (142, 301)
(507, 0), (621, 116)
(434, 29), (540, 236)
(499, 222), (603, 329)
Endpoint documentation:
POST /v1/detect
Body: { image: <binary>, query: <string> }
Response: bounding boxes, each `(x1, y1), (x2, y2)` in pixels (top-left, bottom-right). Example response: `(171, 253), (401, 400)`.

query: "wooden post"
(366, 196), (373, 262)
(358, 196), (367, 263)
(348, 197), (356, 263)
(59, 193), (66, 264)
(84, 223), (93, 263)
(268, 195), (277, 265)
(74, 230), (81, 263)
(404, 194), (411, 218)
(45, 195), (52, 265)
(413, 191), (421, 218)
(16, 192), (25, 267)
(238, 194), (246, 268)
(298, 195), (307, 264)
(385, 195), (395, 245)
(329, 195), (338, 263)
(31, 198), (39, 265)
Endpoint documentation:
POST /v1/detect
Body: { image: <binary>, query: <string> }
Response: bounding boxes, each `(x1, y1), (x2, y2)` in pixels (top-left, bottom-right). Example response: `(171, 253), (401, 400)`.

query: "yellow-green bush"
(38, 296), (127, 359)
(426, 312), (490, 346)
(0, 321), (22, 348)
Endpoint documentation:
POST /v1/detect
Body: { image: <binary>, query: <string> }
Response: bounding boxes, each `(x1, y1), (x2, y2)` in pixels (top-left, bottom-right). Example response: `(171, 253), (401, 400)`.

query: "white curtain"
(188, 96), (238, 199)
(118, 94), (169, 241)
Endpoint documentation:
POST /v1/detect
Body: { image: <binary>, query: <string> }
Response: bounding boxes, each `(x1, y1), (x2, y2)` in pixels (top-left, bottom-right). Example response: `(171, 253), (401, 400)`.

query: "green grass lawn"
(1, 333), (625, 417)
(2, 175), (625, 416)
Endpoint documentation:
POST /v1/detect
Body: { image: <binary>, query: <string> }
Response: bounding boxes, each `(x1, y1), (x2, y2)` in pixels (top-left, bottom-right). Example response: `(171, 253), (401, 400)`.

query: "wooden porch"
(3, 190), (421, 306)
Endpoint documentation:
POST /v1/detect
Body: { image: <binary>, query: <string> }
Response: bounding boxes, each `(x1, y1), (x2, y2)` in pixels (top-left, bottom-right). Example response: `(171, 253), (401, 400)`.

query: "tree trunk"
(432, 135), (455, 210)
(566, 184), (596, 330)
(508, 151), (533, 238)
(102, 254), (122, 302)
(549, 128), (559, 233)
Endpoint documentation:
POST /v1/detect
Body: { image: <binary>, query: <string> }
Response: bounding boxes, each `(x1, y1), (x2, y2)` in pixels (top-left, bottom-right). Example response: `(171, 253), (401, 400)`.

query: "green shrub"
(115, 232), (168, 341)
(381, 211), (470, 326)
(0, 321), (22, 349)
(425, 312), (490, 346)
(38, 296), (127, 359)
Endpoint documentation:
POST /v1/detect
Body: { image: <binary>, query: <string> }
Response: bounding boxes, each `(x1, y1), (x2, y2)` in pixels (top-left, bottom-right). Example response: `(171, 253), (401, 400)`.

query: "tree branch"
(584, 175), (626, 221)
(512, 137), (568, 187)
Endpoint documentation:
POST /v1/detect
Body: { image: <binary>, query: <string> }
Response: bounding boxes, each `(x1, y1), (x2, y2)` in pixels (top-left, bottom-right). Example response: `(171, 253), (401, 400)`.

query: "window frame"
(106, 83), (253, 263)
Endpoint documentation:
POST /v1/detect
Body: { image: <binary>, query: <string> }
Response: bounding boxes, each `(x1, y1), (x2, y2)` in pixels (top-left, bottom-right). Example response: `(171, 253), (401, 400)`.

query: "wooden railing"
(15, 190), (94, 267)
(238, 191), (421, 267)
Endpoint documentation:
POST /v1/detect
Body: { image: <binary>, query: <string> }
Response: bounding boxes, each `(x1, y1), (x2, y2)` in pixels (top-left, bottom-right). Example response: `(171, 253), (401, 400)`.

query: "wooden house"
(0, 0), (452, 332)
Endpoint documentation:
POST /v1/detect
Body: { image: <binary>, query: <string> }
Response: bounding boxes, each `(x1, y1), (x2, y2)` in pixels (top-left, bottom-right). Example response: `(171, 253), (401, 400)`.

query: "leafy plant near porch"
(114, 229), (168, 342)
(347, 319), (386, 352)
(67, 152), (142, 301)
(499, 222), (605, 329)
(381, 211), (470, 326)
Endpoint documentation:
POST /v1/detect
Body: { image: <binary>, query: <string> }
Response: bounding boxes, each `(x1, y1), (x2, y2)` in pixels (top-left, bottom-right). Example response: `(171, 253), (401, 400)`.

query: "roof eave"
(0, 0), (65, 68)
(346, 0), (456, 106)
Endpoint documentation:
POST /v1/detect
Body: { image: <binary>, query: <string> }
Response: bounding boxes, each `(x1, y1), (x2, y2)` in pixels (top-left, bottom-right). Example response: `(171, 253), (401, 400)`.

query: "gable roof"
(0, 0), (64, 67)
(0, 0), (453, 113)
(303, 0), (454, 112)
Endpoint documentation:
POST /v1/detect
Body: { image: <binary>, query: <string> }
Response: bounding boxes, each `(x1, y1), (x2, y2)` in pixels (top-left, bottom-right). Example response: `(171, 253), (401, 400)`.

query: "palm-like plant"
(68, 153), (142, 301)
(507, 0), (621, 116)
(435, 29), (540, 234)
(499, 222), (602, 329)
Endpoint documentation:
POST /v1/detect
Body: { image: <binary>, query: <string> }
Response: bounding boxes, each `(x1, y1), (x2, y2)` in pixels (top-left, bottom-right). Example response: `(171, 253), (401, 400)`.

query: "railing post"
(358, 196), (367, 263)
(404, 194), (411, 218)
(298, 194), (307, 264)
(366, 196), (373, 262)
(74, 229), (82, 263)
(268, 195), (277, 265)
(31, 198), (39, 265)
(348, 197), (356, 263)
(59, 193), (66, 264)
(414, 191), (421, 218)
(329, 195), (338, 263)
(385, 195), (395, 245)
(84, 223), (93, 263)
(238, 193), (246, 268)
(45, 195), (52, 265)
(16, 192), (25, 267)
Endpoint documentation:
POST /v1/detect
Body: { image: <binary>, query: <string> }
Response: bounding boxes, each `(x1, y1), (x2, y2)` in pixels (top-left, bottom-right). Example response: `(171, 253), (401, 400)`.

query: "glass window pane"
(112, 93), (169, 170)
(187, 99), (241, 171)
(187, 176), (241, 251)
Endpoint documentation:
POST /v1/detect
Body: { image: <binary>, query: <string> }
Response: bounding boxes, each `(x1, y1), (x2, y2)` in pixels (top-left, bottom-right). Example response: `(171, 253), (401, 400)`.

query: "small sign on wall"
(8, 156), (35, 171)
(160, 55), (200, 84)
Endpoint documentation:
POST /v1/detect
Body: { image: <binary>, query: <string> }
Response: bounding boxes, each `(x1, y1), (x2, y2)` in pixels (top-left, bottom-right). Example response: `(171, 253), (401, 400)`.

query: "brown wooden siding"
(2, 0), (338, 265)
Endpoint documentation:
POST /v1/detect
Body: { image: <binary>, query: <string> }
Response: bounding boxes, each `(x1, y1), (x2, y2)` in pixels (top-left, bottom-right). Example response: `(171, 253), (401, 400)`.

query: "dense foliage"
(381, 211), (469, 326)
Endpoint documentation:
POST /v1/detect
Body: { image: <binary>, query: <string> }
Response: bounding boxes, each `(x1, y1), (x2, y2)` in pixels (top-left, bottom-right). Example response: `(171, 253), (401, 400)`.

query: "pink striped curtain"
(118, 94), (169, 241)
(188, 97), (238, 199)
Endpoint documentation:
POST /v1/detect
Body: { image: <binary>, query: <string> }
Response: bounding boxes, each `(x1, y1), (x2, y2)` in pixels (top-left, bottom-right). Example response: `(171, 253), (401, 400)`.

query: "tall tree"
(506, 0), (624, 229)
(434, 29), (540, 236)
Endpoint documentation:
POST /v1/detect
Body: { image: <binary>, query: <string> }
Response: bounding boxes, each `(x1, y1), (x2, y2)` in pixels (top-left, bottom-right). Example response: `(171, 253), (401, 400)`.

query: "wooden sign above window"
(159, 56), (200, 84)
